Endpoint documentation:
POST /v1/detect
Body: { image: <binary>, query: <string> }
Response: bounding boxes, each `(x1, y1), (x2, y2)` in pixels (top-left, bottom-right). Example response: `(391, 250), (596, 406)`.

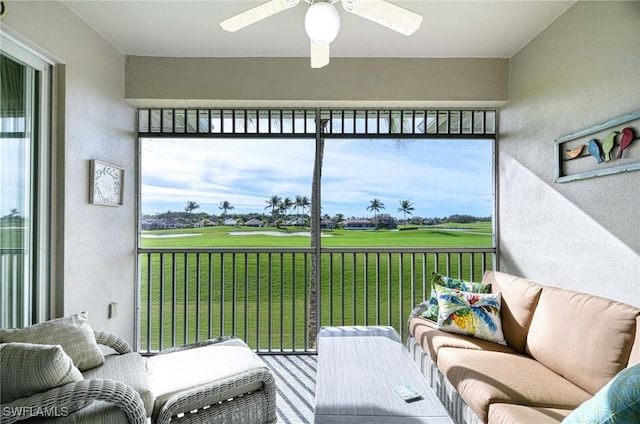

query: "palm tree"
(218, 200), (234, 217)
(264, 195), (281, 226)
(295, 195), (304, 226)
(278, 197), (294, 223)
(295, 195), (310, 226)
(308, 119), (328, 348)
(184, 200), (200, 214)
(397, 200), (415, 226)
(367, 198), (385, 228)
(300, 196), (310, 224)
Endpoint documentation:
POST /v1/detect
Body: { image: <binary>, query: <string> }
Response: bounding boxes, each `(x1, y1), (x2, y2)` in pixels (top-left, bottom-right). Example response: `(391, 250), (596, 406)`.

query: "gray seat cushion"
(83, 353), (154, 417)
(0, 312), (105, 371)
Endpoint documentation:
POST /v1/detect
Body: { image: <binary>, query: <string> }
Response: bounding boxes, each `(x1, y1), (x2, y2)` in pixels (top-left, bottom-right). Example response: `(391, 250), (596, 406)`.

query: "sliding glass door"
(0, 36), (52, 328)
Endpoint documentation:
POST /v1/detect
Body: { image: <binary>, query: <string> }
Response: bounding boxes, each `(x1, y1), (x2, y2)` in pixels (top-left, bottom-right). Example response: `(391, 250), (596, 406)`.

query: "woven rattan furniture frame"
(3, 332), (277, 424)
(148, 338), (277, 424)
(2, 332), (146, 424)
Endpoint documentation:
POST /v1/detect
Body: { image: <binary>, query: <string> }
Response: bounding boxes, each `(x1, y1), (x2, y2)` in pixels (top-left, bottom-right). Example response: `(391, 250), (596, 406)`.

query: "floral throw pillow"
(435, 285), (507, 345)
(422, 273), (491, 321)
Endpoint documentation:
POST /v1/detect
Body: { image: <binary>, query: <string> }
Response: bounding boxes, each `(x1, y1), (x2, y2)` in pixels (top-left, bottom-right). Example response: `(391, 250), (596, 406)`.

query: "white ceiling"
(63, 0), (576, 59)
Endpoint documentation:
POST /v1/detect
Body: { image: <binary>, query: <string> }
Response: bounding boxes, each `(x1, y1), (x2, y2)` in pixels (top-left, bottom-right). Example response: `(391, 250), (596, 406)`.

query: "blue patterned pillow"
(422, 273), (491, 321)
(435, 285), (507, 345)
(563, 362), (640, 424)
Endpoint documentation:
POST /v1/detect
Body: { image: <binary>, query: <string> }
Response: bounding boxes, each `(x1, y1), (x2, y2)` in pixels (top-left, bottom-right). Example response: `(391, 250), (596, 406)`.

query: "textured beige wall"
(499, 1), (640, 305)
(3, 3), (137, 340)
(125, 57), (508, 107)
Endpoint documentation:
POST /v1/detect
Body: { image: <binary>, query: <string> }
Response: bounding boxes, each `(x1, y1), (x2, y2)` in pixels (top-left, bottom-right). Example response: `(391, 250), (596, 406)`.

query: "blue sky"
(141, 137), (493, 219)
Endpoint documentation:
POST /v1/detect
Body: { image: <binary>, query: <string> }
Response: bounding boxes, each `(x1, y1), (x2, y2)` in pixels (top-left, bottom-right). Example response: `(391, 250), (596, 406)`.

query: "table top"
(314, 326), (453, 424)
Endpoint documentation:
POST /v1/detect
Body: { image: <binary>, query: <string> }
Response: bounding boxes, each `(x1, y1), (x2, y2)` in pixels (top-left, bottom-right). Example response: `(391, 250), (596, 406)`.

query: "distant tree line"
(142, 200), (490, 229)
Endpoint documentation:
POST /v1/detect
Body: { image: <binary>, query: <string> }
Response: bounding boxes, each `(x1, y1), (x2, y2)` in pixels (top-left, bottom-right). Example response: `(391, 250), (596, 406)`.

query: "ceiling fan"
(220, 0), (422, 69)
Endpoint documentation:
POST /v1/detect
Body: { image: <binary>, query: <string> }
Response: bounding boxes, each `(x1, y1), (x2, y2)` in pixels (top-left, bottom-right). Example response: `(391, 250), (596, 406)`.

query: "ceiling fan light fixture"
(305, 1), (340, 45)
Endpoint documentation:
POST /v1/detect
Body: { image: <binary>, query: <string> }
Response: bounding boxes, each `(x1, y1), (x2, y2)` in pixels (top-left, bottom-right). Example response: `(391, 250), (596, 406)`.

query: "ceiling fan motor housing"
(305, 1), (341, 45)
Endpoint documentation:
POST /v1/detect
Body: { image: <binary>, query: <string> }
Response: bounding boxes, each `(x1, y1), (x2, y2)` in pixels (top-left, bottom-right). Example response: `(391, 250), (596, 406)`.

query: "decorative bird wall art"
(565, 144), (584, 159)
(617, 127), (634, 159)
(565, 127), (636, 164)
(586, 138), (603, 163)
(601, 131), (617, 161)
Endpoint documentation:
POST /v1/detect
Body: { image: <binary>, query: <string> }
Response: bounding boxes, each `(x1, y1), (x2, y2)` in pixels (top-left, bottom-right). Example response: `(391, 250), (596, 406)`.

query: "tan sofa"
(407, 270), (640, 424)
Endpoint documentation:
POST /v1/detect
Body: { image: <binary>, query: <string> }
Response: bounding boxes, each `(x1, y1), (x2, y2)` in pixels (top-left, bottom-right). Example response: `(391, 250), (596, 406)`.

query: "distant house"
(192, 221), (204, 228)
(141, 218), (186, 230)
(287, 217), (306, 226)
(245, 218), (262, 227)
(140, 218), (161, 230)
(223, 218), (238, 226)
(343, 219), (375, 230)
(321, 219), (336, 229)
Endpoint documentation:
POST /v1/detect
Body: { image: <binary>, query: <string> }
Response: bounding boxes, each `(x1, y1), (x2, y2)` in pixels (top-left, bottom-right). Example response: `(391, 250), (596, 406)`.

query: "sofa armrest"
(94, 331), (133, 354)
(2, 379), (146, 424)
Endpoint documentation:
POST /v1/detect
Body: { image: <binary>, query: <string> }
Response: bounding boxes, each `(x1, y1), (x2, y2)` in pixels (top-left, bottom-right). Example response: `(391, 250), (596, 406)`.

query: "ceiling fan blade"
(221, 0), (300, 32)
(310, 41), (330, 69)
(342, 0), (422, 36)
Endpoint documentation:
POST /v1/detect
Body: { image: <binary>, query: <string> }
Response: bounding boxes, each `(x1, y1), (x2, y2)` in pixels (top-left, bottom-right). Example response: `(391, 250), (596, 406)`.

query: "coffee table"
(314, 326), (453, 424)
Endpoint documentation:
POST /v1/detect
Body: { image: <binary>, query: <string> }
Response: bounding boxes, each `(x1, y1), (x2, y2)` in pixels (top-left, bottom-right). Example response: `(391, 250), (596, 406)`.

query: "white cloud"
(141, 137), (493, 218)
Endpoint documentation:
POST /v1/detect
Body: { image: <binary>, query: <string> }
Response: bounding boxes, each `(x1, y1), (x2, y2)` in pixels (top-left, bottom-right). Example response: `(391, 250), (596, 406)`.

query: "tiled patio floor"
(261, 354), (317, 424)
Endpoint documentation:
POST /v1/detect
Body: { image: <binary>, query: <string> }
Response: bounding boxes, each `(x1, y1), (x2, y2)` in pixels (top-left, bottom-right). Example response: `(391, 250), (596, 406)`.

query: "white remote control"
(392, 385), (423, 402)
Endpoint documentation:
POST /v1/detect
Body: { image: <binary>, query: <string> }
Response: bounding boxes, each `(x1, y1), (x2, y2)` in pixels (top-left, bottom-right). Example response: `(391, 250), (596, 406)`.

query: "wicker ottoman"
(146, 338), (277, 424)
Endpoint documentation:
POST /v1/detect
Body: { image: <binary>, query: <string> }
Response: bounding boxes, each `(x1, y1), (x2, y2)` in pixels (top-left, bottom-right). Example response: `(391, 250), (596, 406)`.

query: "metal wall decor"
(90, 159), (124, 206)
(555, 110), (640, 183)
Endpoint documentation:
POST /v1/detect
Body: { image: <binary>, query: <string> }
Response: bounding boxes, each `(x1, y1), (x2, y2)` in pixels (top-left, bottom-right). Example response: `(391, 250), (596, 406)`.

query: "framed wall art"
(555, 110), (640, 183)
(90, 159), (124, 206)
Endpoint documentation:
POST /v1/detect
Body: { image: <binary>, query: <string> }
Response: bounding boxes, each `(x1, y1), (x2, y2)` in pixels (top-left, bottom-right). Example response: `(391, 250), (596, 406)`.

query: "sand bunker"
(141, 233), (201, 238)
(229, 231), (333, 237)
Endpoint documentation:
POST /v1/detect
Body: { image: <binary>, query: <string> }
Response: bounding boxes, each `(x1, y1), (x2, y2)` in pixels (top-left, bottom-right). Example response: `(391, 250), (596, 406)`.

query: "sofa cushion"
(409, 317), (516, 362)
(0, 312), (104, 371)
(526, 285), (640, 395)
(483, 271), (542, 353)
(562, 362), (640, 424)
(0, 342), (83, 403)
(629, 316), (640, 365)
(423, 273), (491, 321)
(82, 352), (154, 417)
(489, 403), (573, 424)
(146, 338), (269, 421)
(437, 347), (591, 423)
(435, 285), (507, 345)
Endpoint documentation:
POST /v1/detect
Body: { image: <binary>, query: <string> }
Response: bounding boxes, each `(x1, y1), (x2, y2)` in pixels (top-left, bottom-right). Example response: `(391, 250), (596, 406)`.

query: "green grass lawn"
(140, 222), (493, 249)
(2, 222), (494, 351)
(139, 224), (494, 351)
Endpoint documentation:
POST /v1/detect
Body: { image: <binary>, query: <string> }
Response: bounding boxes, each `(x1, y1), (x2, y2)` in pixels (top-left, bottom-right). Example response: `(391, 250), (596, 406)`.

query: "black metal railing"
(138, 247), (495, 354)
(137, 108), (497, 139)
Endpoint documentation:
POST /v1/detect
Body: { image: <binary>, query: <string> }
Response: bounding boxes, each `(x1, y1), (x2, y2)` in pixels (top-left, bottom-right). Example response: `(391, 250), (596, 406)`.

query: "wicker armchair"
(1, 331), (146, 424)
(1, 315), (277, 424)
